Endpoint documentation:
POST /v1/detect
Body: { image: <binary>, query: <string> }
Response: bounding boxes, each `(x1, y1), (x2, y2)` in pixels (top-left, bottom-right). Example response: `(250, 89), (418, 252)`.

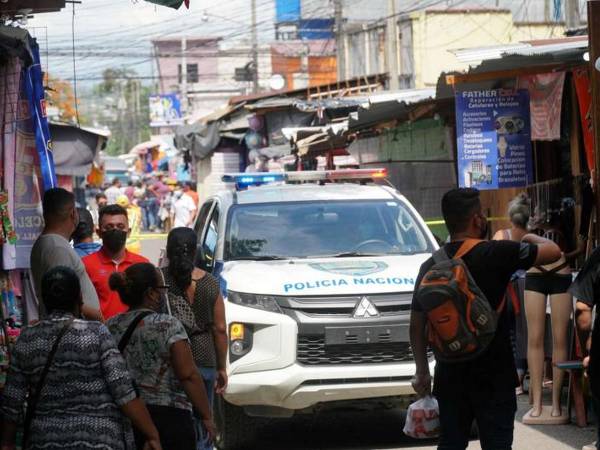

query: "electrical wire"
(71, 1), (80, 127)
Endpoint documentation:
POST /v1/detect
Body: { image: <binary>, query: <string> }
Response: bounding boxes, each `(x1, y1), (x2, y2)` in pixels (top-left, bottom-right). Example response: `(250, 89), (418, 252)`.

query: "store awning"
(50, 123), (109, 176)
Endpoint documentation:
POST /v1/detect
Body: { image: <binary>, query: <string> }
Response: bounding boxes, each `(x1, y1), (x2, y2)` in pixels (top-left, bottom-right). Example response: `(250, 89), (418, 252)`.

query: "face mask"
(102, 229), (127, 253)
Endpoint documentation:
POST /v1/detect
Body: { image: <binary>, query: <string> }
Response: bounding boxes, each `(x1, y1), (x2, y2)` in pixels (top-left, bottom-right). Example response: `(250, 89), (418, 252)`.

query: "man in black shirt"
(410, 188), (561, 450)
(569, 248), (600, 450)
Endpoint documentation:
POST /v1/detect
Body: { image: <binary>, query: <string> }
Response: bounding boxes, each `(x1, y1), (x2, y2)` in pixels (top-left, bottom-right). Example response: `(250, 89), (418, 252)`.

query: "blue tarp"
(24, 37), (57, 191)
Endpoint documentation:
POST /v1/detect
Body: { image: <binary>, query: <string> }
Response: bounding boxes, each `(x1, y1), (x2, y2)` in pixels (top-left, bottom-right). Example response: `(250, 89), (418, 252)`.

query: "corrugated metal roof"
(502, 38), (588, 57)
(451, 44), (530, 64)
(452, 37), (588, 65)
(361, 88), (436, 107)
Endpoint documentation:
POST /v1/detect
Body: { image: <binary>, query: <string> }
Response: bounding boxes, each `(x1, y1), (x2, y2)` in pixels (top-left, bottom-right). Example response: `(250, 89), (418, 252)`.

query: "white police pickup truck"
(192, 169), (437, 449)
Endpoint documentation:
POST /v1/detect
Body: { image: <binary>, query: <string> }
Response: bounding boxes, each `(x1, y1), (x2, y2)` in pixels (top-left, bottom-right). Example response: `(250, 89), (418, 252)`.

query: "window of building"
(178, 63), (199, 83)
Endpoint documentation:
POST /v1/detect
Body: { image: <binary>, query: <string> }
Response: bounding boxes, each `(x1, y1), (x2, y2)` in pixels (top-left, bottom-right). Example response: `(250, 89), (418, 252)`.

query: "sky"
(27, 0), (278, 84)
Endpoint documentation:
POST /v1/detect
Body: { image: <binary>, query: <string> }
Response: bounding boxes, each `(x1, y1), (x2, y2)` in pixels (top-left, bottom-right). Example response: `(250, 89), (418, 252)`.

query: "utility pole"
(334, 0), (345, 81)
(544, 0), (551, 22)
(251, 0), (259, 93)
(387, 0), (399, 90)
(181, 36), (188, 114)
(565, 0), (580, 29)
(589, 0), (600, 237)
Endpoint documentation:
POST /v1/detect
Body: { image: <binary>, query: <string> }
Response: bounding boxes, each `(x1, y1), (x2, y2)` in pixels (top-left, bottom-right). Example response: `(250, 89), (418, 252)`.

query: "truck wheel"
(215, 396), (256, 450)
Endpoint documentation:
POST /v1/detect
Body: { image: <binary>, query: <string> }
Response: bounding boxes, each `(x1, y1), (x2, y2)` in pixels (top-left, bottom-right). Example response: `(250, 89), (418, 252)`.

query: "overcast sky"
(27, 0), (277, 84)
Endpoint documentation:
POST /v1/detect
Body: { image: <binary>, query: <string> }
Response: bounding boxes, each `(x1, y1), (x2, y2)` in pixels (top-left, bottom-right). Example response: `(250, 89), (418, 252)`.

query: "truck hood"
(221, 254), (431, 296)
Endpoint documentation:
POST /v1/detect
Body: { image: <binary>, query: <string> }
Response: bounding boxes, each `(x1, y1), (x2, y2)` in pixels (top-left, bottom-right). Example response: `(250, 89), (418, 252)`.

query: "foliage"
(94, 68), (151, 156)
(45, 75), (86, 124)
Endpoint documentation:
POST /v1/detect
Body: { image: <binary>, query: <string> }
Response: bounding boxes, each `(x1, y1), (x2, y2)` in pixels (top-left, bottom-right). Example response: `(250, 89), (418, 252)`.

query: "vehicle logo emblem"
(309, 261), (388, 277)
(353, 297), (379, 318)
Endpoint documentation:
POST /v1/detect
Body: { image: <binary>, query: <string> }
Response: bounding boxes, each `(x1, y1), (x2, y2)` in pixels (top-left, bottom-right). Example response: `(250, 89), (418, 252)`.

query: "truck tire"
(215, 396), (257, 450)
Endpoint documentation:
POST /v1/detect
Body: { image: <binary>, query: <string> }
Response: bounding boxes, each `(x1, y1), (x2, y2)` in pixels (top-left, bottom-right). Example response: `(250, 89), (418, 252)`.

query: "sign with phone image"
(455, 89), (533, 190)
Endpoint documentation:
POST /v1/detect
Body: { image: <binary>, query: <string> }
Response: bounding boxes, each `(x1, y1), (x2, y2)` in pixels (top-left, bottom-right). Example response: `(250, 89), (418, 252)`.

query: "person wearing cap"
(72, 208), (102, 257)
(116, 195), (142, 255)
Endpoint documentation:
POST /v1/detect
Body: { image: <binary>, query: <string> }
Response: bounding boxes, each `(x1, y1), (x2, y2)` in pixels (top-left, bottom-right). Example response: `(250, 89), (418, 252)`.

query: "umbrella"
(129, 140), (162, 156)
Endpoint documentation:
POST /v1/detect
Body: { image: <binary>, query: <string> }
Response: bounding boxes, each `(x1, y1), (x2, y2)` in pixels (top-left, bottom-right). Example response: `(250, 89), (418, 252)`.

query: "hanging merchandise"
(517, 72), (565, 141)
(143, 0), (190, 9)
(23, 36), (57, 191)
(573, 68), (594, 173)
(0, 191), (17, 246)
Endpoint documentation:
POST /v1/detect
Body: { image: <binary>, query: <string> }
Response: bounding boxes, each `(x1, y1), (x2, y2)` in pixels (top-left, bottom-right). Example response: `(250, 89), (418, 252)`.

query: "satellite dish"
(269, 74), (286, 91)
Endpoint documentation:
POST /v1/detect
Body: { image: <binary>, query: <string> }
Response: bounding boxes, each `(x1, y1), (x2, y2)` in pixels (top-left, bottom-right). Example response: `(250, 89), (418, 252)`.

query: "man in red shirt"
(83, 204), (149, 319)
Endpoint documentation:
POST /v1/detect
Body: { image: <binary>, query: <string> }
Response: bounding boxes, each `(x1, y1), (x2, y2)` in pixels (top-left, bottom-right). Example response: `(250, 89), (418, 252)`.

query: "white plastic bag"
(403, 395), (440, 439)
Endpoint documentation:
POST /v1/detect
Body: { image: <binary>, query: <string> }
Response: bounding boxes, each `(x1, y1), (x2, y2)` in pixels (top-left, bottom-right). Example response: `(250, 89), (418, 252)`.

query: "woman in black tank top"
(163, 227), (228, 450)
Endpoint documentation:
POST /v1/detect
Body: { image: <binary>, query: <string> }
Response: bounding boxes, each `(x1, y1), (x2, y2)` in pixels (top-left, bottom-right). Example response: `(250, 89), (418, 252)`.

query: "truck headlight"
(227, 291), (283, 314)
(229, 322), (253, 363)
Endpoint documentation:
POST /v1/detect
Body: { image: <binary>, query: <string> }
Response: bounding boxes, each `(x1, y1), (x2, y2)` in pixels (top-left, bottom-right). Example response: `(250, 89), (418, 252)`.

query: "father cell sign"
(456, 89), (533, 190)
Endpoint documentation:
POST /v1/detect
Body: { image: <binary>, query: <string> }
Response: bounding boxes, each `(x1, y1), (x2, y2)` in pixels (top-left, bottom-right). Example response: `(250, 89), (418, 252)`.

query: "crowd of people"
(5, 182), (600, 450)
(0, 187), (225, 450)
(94, 175), (199, 235)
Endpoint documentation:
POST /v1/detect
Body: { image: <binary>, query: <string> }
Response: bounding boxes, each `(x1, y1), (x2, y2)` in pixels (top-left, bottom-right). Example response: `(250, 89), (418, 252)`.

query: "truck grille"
(297, 335), (414, 365)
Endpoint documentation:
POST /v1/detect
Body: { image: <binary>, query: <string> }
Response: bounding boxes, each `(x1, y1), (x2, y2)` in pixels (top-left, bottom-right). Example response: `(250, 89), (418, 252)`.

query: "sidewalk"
(409, 395), (597, 450)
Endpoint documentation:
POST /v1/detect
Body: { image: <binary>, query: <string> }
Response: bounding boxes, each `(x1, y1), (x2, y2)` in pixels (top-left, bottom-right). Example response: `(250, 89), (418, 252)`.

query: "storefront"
(0, 24), (59, 388)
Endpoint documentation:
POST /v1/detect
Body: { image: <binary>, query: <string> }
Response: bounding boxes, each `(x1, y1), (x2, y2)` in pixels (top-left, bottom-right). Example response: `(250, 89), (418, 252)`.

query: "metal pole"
(251, 0), (259, 93)
(387, 0), (399, 90)
(181, 36), (188, 114)
(566, 0), (580, 29)
(588, 0), (600, 238)
(334, 0), (345, 81)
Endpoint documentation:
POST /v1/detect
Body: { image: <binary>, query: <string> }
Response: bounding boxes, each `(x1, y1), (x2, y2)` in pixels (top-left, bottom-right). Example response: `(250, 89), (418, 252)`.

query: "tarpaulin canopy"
(174, 121), (221, 160)
(50, 123), (109, 176)
(129, 140), (162, 155)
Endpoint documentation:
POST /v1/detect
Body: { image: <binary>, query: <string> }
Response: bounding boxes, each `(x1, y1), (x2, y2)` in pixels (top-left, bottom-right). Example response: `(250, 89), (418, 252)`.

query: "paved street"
(140, 235), (596, 450)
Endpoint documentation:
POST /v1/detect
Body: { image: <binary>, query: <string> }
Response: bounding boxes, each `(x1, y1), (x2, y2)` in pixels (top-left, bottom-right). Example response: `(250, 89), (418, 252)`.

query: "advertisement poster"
(456, 89), (533, 190)
(149, 93), (183, 127)
(3, 80), (44, 270)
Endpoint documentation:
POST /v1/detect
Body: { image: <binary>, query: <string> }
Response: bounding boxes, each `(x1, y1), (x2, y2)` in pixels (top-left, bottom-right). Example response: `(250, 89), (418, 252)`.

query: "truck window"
(225, 200), (432, 260)
(202, 206), (220, 269)
(194, 200), (214, 236)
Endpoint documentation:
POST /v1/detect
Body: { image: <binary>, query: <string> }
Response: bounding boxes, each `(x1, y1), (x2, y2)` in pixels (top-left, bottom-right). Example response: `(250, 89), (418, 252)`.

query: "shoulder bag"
(23, 317), (74, 447)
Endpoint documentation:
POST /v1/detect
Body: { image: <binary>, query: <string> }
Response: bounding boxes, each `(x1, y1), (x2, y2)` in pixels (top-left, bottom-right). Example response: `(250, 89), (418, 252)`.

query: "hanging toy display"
(0, 191), (16, 245)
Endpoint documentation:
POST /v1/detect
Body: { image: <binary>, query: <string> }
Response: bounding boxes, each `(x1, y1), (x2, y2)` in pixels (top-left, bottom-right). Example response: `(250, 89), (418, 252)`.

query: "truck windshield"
(225, 200), (432, 260)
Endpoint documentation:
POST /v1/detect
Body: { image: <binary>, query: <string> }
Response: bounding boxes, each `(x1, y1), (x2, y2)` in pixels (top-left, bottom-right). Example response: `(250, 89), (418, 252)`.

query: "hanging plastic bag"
(403, 395), (440, 439)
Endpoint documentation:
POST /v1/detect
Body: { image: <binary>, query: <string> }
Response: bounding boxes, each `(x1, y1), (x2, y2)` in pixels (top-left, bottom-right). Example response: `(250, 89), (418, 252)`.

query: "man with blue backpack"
(410, 188), (561, 449)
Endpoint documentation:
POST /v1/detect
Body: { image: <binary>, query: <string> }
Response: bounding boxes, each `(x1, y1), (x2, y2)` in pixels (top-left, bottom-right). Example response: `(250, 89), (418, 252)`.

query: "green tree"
(95, 68), (151, 156)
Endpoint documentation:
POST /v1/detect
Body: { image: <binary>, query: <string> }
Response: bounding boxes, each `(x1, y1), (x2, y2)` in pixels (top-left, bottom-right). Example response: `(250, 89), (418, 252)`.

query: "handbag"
(23, 318), (74, 447)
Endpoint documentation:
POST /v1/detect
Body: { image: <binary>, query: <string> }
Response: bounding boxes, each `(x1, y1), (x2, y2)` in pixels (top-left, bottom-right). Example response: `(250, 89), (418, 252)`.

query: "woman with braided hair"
(162, 227), (227, 450)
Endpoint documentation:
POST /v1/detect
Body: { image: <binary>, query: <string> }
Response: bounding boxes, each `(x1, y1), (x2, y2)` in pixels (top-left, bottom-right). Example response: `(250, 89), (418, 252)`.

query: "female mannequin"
(493, 193), (530, 395)
(523, 209), (572, 423)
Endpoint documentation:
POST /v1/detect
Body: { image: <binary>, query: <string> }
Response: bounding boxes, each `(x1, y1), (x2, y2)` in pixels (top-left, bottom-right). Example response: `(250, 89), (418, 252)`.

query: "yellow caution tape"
(425, 217), (508, 226)
(132, 233), (169, 240)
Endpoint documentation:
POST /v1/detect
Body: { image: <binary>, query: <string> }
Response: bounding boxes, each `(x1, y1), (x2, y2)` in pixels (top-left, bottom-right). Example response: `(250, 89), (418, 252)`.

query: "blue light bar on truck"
(222, 173), (286, 187)
(222, 169), (388, 189)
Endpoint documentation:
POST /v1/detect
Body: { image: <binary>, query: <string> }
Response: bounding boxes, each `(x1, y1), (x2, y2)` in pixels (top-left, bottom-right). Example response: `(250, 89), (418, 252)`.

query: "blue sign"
(456, 89), (533, 190)
(298, 19), (334, 40)
(149, 93), (183, 127)
(276, 0), (300, 22)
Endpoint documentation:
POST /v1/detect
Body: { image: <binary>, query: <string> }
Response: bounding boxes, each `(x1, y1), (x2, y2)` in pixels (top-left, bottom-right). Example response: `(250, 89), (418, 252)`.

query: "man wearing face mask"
(31, 188), (102, 321)
(410, 188), (561, 450)
(83, 204), (149, 320)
